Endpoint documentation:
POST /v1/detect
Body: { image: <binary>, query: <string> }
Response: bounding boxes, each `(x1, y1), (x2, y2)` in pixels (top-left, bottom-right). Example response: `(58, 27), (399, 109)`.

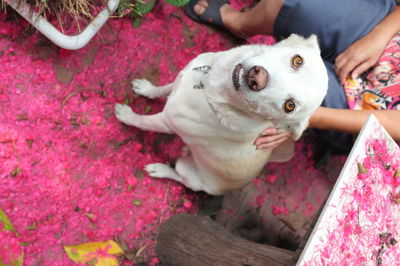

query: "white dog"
(115, 34), (328, 195)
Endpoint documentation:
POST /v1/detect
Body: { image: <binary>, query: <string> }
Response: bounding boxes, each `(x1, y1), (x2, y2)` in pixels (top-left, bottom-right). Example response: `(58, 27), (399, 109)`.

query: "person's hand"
(254, 127), (291, 150)
(335, 31), (388, 85)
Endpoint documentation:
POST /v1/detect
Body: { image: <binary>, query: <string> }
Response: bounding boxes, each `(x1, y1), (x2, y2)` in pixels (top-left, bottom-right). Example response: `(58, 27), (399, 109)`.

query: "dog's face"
(225, 34), (328, 140)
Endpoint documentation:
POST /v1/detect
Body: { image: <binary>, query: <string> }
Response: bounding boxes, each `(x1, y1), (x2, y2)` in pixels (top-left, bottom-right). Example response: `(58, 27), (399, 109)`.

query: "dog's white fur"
(115, 34), (328, 195)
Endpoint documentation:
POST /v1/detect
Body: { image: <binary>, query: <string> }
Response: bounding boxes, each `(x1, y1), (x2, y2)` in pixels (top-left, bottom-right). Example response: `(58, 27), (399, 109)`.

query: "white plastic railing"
(4, 0), (120, 50)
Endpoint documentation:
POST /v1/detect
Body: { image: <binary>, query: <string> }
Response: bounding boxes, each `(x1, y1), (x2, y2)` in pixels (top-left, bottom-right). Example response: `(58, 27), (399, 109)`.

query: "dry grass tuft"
(3, 0), (112, 32)
(15, 0), (100, 18)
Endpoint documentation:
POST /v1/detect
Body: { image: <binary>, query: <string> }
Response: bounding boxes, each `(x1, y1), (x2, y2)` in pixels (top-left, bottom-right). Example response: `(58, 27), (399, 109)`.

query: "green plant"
(117, 0), (189, 28)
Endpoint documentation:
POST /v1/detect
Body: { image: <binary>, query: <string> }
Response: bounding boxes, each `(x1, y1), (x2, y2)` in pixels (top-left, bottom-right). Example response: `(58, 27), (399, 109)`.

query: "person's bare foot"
(189, 0), (283, 37)
(192, 0), (244, 37)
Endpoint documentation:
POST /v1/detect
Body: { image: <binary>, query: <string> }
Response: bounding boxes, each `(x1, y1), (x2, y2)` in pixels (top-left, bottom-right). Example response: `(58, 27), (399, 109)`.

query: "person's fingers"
(254, 132), (291, 147)
(334, 53), (347, 72)
(256, 135), (289, 150)
(256, 132), (290, 144)
(259, 127), (277, 136)
(351, 60), (374, 80)
(338, 57), (365, 85)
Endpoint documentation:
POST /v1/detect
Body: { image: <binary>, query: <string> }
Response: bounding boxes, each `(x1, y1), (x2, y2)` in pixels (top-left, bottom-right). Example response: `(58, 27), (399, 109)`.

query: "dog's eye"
(291, 55), (303, 69)
(283, 99), (296, 113)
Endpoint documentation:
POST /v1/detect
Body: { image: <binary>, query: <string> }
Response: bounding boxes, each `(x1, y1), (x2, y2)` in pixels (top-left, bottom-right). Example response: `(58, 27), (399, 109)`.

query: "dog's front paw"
(132, 79), (155, 98)
(145, 163), (176, 178)
(114, 103), (136, 125)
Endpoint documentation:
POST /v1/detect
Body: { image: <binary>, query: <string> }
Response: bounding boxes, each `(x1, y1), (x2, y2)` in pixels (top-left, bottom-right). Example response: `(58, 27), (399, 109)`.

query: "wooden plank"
(156, 214), (295, 266)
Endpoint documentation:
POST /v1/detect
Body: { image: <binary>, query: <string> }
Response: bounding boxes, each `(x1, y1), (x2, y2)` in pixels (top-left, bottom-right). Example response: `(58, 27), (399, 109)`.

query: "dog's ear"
(279, 34), (320, 50)
(304, 34), (319, 50)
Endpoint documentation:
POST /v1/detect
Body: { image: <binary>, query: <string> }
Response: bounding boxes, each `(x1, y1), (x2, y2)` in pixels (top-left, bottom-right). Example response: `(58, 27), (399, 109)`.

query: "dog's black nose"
(246, 66), (268, 91)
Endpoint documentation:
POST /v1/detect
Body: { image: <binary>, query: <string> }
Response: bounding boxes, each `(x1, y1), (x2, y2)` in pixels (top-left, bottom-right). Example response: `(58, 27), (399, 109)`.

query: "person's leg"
(192, 0), (284, 37)
(274, 0), (396, 61)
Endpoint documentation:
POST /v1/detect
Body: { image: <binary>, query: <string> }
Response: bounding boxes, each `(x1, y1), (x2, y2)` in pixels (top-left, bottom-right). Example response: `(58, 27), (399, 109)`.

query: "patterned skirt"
(345, 33), (400, 110)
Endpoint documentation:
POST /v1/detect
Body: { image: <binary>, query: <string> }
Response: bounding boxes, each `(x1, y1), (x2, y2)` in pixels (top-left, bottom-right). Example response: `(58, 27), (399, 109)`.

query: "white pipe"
(4, 0), (120, 50)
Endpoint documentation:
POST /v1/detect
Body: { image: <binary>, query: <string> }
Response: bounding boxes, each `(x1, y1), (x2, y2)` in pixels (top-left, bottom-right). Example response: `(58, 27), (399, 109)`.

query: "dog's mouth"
(232, 63), (243, 90)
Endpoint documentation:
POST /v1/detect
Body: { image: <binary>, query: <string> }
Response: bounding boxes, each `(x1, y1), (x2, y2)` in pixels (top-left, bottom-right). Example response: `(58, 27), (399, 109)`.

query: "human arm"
(255, 107), (400, 150)
(309, 106), (400, 141)
(335, 7), (400, 85)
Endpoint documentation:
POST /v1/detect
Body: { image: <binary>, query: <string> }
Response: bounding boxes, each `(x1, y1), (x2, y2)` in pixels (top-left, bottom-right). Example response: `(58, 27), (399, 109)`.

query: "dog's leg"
(132, 79), (174, 99)
(115, 104), (172, 133)
(269, 138), (295, 163)
(146, 154), (215, 194)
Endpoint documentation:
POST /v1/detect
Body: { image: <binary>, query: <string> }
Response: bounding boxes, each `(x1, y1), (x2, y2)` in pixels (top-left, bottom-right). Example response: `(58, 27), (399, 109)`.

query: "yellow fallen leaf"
(94, 257), (119, 266)
(0, 252), (23, 266)
(0, 209), (23, 266)
(64, 240), (124, 265)
(0, 209), (15, 232)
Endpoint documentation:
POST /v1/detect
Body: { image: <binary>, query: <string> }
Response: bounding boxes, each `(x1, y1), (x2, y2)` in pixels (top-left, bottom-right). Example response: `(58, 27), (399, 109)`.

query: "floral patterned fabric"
(345, 33), (400, 110)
